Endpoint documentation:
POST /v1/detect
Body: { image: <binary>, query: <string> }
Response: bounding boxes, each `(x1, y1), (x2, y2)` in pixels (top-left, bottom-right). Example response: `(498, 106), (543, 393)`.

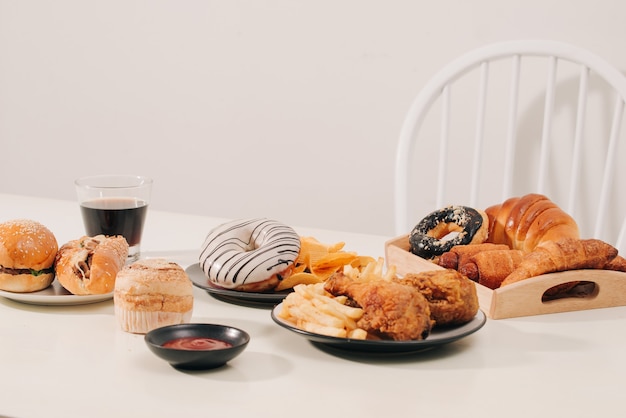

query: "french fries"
(279, 258), (401, 340)
(279, 282), (367, 339)
(343, 256), (397, 282)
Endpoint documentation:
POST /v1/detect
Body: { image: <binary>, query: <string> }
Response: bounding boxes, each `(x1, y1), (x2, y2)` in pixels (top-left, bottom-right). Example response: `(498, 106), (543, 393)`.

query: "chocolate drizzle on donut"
(409, 206), (487, 259)
(199, 218), (301, 290)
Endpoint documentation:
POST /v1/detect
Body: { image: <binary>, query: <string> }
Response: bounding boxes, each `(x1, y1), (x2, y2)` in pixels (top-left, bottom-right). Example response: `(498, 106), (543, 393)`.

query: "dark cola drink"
(80, 198), (148, 246)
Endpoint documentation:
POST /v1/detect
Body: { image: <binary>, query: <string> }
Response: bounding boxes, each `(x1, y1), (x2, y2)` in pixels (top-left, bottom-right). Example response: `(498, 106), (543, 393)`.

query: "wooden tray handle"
(489, 270), (626, 319)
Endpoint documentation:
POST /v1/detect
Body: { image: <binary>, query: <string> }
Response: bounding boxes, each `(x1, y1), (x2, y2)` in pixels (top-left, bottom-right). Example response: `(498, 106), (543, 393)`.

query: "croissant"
(459, 249), (524, 289)
(500, 238), (618, 286)
(438, 243), (509, 270)
(485, 193), (580, 252)
(604, 255), (626, 272)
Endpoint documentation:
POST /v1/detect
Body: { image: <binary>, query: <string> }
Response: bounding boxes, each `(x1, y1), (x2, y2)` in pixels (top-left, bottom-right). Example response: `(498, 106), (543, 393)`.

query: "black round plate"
(271, 303), (486, 353)
(186, 263), (292, 304)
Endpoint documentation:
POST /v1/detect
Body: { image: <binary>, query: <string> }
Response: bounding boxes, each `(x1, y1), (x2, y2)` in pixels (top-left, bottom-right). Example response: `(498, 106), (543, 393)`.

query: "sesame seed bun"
(0, 219), (58, 292)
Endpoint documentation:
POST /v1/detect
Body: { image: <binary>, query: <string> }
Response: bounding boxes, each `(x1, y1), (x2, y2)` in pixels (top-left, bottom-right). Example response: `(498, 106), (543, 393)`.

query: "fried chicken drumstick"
(324, 272), (432, 341)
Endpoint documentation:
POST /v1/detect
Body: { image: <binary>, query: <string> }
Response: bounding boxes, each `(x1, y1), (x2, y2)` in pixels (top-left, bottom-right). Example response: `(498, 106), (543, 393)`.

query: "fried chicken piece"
(324, 273), (432, 341)
(399, 269), (479, 326)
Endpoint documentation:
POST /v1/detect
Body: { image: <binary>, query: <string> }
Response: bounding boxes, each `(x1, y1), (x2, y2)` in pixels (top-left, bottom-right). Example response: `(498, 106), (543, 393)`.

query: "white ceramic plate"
(271, 303), (486, 353)
(0, 280), (113, 306)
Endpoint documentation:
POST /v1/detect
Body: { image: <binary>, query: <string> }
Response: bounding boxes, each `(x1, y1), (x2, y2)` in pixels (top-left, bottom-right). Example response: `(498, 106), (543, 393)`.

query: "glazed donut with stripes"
(199, 218), (301, 292)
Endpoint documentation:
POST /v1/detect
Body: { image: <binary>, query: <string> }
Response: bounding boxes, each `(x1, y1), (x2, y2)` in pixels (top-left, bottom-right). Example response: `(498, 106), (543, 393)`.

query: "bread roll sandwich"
(114, 258), (194, 334)
(55, 235), (129, 295)
(0, 219), (58, 292)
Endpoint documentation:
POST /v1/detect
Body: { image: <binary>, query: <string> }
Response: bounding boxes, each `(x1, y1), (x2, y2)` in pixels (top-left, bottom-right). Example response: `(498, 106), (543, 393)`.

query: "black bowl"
(144, 323), (250, 370)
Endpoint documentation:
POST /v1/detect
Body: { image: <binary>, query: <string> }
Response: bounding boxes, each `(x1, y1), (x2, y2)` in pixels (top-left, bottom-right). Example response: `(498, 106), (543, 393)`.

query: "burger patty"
(0, 266), (54, 276)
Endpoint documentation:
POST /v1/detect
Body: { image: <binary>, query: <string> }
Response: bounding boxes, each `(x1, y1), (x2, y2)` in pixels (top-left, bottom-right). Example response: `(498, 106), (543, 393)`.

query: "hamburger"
(0, 219), (58, 292)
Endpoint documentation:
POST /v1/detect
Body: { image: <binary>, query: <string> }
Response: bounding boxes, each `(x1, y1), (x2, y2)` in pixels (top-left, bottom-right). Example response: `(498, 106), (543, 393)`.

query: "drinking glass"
(75, 175), (152, 262)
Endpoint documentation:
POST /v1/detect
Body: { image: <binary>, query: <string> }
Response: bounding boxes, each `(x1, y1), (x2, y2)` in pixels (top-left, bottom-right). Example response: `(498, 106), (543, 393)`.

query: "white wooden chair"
(394, 40), (626, 253)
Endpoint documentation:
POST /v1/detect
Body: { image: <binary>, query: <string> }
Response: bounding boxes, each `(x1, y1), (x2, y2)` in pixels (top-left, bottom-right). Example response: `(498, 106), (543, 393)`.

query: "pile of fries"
(278, 258), (398, 340)
(275, 236), (375, 291)
(279, 282), (367, 339)
(343, 257), (397, 282)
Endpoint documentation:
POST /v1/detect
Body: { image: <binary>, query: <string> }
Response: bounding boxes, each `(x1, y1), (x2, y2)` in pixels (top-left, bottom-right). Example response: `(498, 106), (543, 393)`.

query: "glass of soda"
(75, 175), (152, 262)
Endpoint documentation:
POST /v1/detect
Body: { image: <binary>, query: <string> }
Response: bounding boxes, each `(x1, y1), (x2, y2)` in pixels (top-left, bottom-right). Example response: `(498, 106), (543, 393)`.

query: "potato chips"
(275, 236), (375, 291)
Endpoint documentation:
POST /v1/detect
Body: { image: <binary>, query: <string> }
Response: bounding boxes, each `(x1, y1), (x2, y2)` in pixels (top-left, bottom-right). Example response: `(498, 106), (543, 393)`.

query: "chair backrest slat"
(595, 95), (625, 238)
(470, 61), (490, 207)
(503, 55), (521, 201)
(567, 64), (590, 214)
(537, 56), (558, 194)
(437, 84), (451, 208)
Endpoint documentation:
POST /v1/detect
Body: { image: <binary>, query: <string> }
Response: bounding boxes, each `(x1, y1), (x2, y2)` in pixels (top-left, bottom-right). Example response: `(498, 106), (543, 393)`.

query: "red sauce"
(162, 337), (232, 351)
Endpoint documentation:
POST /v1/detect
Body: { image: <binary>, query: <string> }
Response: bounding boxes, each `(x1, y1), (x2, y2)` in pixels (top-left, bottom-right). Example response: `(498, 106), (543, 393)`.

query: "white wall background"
(1, 0), (625, 237)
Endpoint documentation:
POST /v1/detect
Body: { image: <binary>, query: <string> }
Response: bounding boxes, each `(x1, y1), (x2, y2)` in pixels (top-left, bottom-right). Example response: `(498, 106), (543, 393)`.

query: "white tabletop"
(1, 193), (625, 418)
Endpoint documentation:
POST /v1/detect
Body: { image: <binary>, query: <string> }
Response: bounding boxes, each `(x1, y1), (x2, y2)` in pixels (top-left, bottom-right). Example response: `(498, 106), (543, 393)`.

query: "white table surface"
(1, 193), (625, 418)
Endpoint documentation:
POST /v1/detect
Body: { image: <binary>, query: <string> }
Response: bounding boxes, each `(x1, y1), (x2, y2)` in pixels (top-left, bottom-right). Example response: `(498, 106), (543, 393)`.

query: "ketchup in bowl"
(162, 337), (233, 351)
(145, 324), (249, 369)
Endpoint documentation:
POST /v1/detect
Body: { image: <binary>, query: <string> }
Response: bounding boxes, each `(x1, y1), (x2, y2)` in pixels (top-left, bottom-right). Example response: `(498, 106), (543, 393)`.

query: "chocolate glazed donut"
(409, 206), (489, 259)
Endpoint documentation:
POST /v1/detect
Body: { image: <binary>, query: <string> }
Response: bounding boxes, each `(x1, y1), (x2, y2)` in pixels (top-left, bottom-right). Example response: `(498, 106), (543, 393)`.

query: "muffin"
(114, 258), (194, 334)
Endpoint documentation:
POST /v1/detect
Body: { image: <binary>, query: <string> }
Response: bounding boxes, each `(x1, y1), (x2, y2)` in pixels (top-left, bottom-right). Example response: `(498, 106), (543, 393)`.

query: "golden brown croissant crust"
(500, 238), (618, 286)
(437, 243), (509, 270)
(441, 238), (620, 289)
(485, 193), (580, 253)
(459, 249), (524, 289)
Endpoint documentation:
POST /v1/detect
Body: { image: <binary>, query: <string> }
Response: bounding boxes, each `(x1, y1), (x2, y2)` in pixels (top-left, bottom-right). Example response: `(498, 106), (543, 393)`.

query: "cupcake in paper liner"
(114, 259), (193, 334)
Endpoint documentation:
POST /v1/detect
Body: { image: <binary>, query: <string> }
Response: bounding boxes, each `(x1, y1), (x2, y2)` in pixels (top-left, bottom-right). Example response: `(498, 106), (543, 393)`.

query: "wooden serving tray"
(385, 235), (626, 319)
